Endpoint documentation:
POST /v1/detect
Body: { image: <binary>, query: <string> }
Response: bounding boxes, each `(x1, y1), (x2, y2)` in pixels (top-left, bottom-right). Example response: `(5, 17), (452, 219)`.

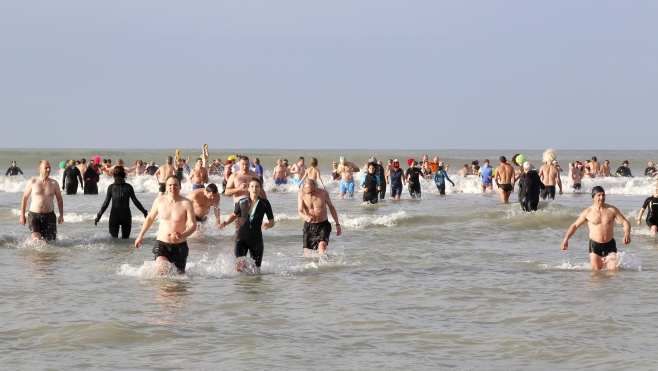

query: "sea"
(1, 148), (657, 370)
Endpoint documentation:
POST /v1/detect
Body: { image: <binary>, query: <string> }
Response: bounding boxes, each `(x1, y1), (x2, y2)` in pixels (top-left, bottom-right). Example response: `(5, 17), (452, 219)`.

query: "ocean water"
(1, 149), (658, 370)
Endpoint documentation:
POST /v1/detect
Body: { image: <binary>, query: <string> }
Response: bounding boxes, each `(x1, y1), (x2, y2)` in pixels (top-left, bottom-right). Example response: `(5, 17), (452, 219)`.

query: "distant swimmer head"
(166, 156), (173, 164)
(371, 157), (378, 164)
(591, 186), (605, 198)
(513, 154), (526, 166)
(393, 160), (400, 168)
(542, 149), (556, 164)
(59, 161), (66, 169)
(339, 156), (345, 163)
(523, 161), (533, 171)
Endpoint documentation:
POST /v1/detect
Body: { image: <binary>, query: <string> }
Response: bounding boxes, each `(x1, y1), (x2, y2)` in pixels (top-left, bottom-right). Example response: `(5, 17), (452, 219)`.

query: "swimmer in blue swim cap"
(561, 185), (631, 270)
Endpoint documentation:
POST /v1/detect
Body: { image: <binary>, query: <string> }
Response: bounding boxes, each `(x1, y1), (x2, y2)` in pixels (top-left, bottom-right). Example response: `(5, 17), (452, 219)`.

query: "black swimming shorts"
(152, 240), (189, 272)
(158, 182), (166, 193)
(571, 183), (581, 190)
(234, 239), (263, 267)
(541, 185), (556, 200)
(647, 218), (658, 229)
(499, 184), (512, 192)
(28, 211), (57, 241)
(195, 214), (208, 223)
(589, 239), (617, 257)
(303, 220), (332, 250)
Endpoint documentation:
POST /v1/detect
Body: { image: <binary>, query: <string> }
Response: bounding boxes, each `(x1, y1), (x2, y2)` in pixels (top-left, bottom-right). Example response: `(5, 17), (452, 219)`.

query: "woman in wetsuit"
(360, 162), (381, 204)
(518, 162), (544, 212)
(175, 156), (190, 180)
(83, 163), (100, 194)
(62, 160), (83, 195)
(95, 166), (148, 238)
(219, 178), (274, 272)
(299, 157), (326, 189)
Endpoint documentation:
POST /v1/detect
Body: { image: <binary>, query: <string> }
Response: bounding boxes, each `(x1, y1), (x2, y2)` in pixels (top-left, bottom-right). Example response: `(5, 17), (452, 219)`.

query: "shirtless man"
(76, 158), (88, 176)
(590, 156), (601, 175)
(298, 179), (341, 257)
(538, 149), (562, 200)
(337, 156), (360, 198)
(570, 162), (583, 191)
(188, 158), (208, 190)
(186, 183), (220, 232)
(494, 156), (515, 203)
(272, 159), (289, 185)
(290, 157), (306, 186)
(561, 186), (631, 270)
(20, 160), (64, 241)
(224, 156), (267, 230)
(153, 156), (175, 195)
(599, 160), (611, 177)
(135, 175), (197, 275)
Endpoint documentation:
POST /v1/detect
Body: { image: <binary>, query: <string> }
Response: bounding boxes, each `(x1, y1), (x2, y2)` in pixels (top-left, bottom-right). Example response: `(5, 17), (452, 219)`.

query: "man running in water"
(494, 156), (514, 203)
(386, 159), (406, 200)
(225, 156), (267, 231)
(337, 156), (360, 198)
(6, 161), (23, 176)
(19, 160), (64, 241)
(186, 183), (221, 233)
(272, 159), (289, 185)
(561, 186), (631, 270)
(298, 179), (341, 257)
(135, 175), (196, 275)
(290, 157), (306, 186)
(478, 159), (494, 193)
(637, 187), (658, 234)
(189, 158), (208, 190)
(154, 156), (175, 195)
(538, 149), (563, 200)
(220, 178), (274, 272)
(62, 160), (83, 195)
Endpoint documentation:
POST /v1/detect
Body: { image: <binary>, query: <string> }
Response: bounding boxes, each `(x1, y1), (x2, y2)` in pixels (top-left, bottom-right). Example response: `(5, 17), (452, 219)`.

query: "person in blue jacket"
(478, 159), (495, 193)
(433, 162), (454, 195)
(360, 162), (381, 204)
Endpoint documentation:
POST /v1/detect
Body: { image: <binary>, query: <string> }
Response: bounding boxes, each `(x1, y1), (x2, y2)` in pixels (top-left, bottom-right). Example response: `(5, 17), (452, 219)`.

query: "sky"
(1, 1), (656, 150)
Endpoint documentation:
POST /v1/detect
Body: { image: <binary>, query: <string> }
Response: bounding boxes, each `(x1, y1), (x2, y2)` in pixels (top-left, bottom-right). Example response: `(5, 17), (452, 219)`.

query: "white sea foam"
(544, 251), (641, 271)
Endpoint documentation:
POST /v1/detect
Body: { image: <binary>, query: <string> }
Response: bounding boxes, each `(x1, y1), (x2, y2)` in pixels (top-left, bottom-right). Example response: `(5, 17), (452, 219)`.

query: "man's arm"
(180, 201), (197, 239)
(153, 168), (161, 183)
(324, 193), (342, 236)
(223, 174), (242, 196)
(19, 181), (32, 225)
(561, 209), (588, 250)
(213, 198), (221, 228)
(297, 192), (313, 222)
(614, 207), (632, 244)
(5, 168), (9, 176)
(54, 182), (64, 224)
(135, 200), (160, 248)
(556, 171), (562, 194)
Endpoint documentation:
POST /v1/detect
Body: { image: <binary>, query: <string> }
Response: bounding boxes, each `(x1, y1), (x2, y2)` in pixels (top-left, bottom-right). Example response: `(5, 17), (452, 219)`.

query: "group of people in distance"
(14, 147), (658, 272)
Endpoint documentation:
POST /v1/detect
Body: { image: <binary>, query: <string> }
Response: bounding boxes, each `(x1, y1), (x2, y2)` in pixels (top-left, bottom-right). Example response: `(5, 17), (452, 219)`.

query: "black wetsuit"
(361, 173), (379, 204)
(83, 167), (99, 195)
(97, 178), (147, 238)
(5, 166), (23, 176)
(615, 166), (632, 177)
(176, 166), (184, 181)
(519, 170), (544, 212)
(145, 165), (158, 176)
(641, 196), (658, 228)
(645, 166), (656, 177)
(62, 166), (83, 195)
(405, 167), (423, 197)
(378, 164), (386, 199)
(233, 197), (274, 267)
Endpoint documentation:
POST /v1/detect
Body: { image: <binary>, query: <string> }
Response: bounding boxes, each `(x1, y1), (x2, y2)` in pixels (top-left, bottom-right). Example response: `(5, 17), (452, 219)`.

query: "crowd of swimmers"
(12, 146), (658, 273)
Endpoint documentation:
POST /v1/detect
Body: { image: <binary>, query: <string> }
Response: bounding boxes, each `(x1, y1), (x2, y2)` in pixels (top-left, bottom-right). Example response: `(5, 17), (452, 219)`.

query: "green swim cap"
(59, 161), (66, 169)
(515, 154), (526, 166)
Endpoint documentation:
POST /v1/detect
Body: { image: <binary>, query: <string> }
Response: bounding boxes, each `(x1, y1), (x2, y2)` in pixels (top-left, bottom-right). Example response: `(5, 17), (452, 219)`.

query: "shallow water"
(1, 149), (658, 370)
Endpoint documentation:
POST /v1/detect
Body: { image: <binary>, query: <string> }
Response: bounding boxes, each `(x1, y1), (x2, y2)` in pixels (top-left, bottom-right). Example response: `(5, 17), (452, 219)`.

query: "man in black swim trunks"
(153, 156), (175, 195)
(186, 183), (221, 234)
(20, 160), (64, 241)
(561, 186), (631, 270)
(135, 175), (197, 275)
(298, 179), (341, 257)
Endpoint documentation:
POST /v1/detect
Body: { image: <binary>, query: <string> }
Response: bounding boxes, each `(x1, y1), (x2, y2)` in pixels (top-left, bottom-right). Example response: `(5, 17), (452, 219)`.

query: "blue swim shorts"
(340, 180), (355, 195)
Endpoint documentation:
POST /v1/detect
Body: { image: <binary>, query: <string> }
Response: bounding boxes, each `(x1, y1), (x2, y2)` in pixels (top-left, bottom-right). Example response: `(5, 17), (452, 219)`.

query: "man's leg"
(589, 253), (604, 270)
(155, 256), (173, 275)
(603, 253), (619, 270)
(318, 241), (328, 256)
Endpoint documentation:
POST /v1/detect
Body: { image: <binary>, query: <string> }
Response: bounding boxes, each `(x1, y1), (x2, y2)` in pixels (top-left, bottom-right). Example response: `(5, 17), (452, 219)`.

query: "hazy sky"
(1, 1), (656, 150)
